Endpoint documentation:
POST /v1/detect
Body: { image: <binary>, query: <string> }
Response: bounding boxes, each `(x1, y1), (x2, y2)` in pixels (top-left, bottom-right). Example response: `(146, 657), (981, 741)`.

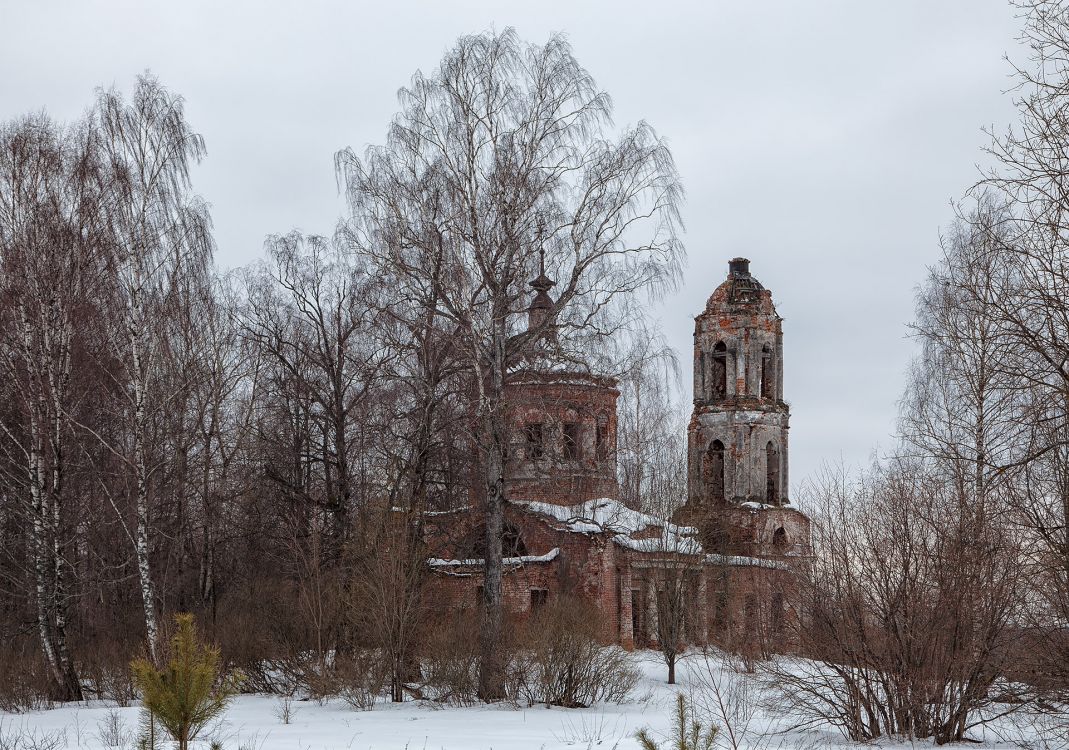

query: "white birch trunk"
(129, 287), (160, 663)
(17, 302), (81, 699)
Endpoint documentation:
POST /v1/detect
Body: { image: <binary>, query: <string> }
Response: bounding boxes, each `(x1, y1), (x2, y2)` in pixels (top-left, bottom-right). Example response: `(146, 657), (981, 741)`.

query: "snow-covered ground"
(0, 652), (1050, 750)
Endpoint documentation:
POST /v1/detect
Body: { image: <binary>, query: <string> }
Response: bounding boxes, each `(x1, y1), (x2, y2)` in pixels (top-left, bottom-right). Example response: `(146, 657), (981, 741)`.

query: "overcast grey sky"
(0, 0), (1024, 493)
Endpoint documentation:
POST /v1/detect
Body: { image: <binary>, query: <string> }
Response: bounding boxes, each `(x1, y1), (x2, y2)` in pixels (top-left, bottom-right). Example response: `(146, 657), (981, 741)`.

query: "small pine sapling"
(135, 708), (161, 750)
(131, 614), (242, 750)
(635, 693), (719, 750)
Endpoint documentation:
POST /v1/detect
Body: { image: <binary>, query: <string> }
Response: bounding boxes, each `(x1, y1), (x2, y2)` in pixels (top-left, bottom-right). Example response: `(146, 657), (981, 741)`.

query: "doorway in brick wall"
(630, 589), (642, 646)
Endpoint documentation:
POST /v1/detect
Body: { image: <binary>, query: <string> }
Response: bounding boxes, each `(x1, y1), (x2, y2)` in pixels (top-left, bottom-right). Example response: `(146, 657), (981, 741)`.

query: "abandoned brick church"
(423, 258), (810, 649)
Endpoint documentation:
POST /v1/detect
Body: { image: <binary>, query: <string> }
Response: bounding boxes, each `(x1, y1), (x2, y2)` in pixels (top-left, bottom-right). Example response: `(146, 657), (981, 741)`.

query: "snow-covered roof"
(427, 547), (560, 568)
(512, 498), (703, 555)
(513, 497), (687, 535)
(738, 501), (797, 511)
(510, 498), (795, 565)
(614, 533), (703, 555)
(739, 501), (774, 510)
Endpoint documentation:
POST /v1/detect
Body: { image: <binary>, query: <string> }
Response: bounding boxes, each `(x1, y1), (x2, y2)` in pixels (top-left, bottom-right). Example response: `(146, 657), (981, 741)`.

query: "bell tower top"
(728, 257), (750, 277)
(688, 258), (789, 510)
(695, 259), (783, 405)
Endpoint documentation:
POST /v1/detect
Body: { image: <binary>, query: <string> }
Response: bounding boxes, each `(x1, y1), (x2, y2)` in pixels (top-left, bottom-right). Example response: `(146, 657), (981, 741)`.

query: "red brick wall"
(422, 504), (620, 622)
(422, 504), (804, 653)
(502, 371), (620, 506)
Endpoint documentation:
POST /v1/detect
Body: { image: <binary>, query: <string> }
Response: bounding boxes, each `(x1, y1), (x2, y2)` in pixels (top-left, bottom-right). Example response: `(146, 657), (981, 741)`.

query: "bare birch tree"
(979, 0), (1069, 710)
(615, 327), (684, 512)
(0, 113), (108, 700)
(767, 196), (1033, 741)
(95, 74), (214, 661)
(336, 28), (683, 699)
(901, 197), (1027, 508)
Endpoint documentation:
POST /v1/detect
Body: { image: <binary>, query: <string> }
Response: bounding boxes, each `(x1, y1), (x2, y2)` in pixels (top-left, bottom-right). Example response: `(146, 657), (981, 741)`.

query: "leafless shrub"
(516, 597), (639, 708)
(418, 611), (482, 705)
(83, 649), (137, 706)
(334, 651), (388, 711)
(0, 722), (20, 750)
(300, 664), (335, 705)
(688, 649), (770, 750)
(266, 652), (321, 698)
(274, 648), (354, 704)
(235, 730), (267, 750)
(95, 709), (130, 748)
(22, 730), (64, 750)
(349, 509), (429, 703)
(991, 704), (1069, 750)
(552, 712), (625, 748)
(102, 671), (137, 709)
(764, 462), (1025, 743)
(0, 723), (67, 750)
(0, 649), (53, 713)
(237, 659), (301, 696)
(272, 696), (296, 724)
(68, 710), (87, 748)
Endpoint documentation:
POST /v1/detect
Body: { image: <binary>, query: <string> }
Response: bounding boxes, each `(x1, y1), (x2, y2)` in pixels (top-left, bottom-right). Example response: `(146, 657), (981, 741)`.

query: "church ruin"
(422, 258), (810, 649)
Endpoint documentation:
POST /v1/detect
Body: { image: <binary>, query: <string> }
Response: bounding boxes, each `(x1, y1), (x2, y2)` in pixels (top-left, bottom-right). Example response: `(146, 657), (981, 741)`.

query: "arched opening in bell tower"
(711, 342), (727, 400)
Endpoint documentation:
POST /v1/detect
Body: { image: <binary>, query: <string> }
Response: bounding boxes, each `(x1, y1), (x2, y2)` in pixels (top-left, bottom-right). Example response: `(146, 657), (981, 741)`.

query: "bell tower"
(684, 258), (800, 554)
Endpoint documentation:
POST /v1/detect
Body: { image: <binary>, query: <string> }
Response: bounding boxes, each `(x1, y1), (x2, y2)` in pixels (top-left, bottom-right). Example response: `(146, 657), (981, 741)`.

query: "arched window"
(711, 342), (727, 400)
(707, 440), (726, 503)
(773, 526), (788, 551)
(765, 441), (780, 505)
(563, 422), (580, 459)
(761, 345), (774, 400)
(771, 592), (785, 636)
(502, 523), (528, 557)
(525, 422), (544, 459)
